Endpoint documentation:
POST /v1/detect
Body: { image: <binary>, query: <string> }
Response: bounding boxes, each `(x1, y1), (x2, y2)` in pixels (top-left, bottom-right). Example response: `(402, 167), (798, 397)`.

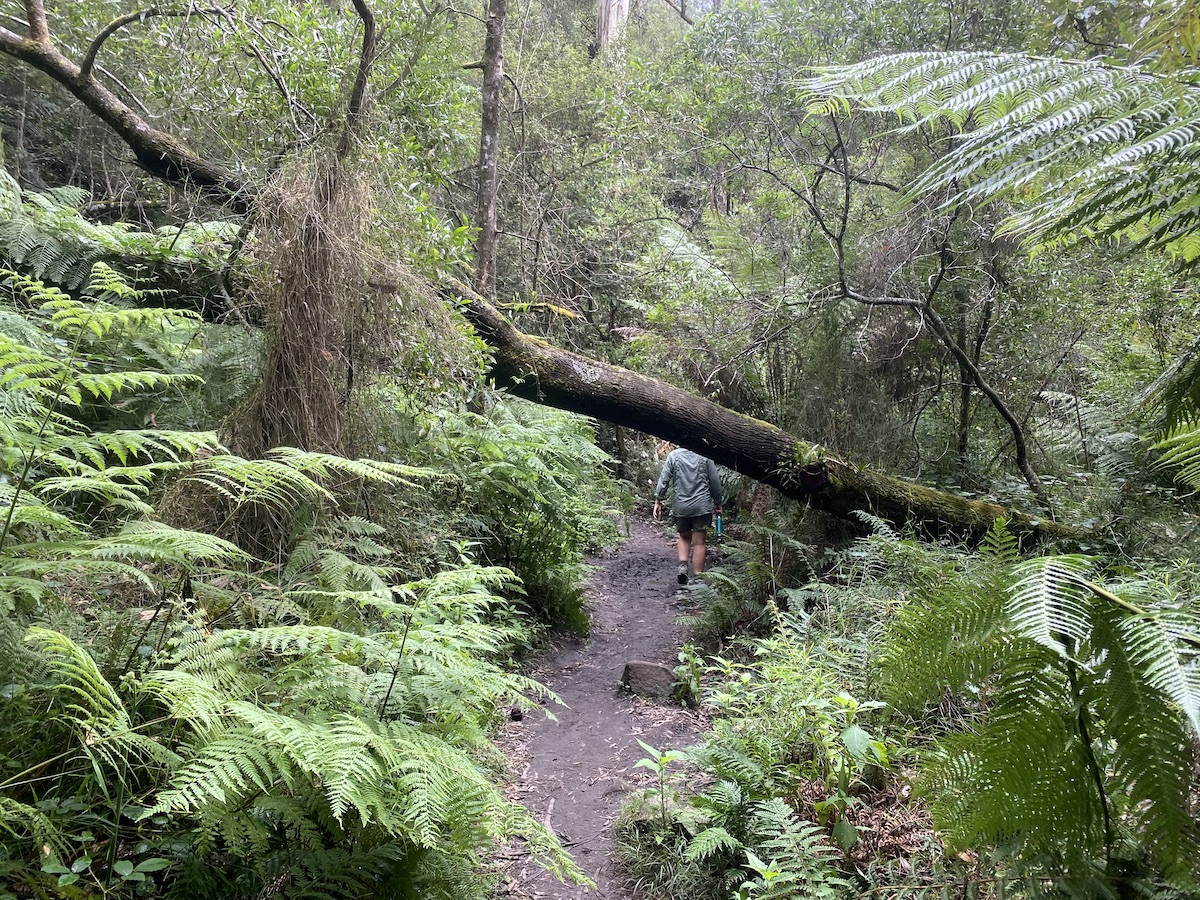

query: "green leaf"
(832, 817), (859, 852)
(133, 858), (171, 873)
(838, 724), (874, 760)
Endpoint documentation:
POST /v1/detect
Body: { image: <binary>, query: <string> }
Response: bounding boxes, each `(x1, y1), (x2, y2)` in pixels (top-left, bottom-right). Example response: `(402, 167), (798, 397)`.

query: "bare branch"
(845, 289), (921, 307)
(659, 0), (694, 25)
(81, 8), (213, 80)
(337, 0), (378, 158)
(0, 25), (26, 47)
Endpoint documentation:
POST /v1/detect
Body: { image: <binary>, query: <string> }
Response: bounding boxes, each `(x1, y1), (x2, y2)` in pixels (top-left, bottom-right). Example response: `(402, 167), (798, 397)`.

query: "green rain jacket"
(655, 449), (722, 518)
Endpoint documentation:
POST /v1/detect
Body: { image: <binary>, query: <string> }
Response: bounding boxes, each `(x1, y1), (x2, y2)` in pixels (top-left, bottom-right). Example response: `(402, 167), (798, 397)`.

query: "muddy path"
(495, 516), (707, 899)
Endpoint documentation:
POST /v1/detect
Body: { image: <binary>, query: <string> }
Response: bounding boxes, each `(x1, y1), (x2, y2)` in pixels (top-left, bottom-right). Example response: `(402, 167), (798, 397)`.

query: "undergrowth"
(0, 267), (611, 898)
(618, 512), (1200, 900)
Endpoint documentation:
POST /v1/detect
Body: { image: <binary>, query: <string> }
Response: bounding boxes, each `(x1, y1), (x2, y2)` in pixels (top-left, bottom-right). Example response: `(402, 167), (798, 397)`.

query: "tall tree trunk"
(476, 0), (507, 297)
(595, 0), (630, 55)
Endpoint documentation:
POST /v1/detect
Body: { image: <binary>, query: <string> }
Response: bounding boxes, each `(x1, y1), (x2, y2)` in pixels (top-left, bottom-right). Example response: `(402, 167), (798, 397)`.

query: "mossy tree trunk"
(459, 283), (1084, 544)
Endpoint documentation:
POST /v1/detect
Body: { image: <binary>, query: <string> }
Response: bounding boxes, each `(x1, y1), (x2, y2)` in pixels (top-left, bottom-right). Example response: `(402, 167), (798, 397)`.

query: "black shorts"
(675, 513), (712, 534)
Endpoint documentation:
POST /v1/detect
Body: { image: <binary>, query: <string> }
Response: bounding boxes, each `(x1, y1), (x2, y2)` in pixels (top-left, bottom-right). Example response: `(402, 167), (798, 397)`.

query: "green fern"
(0, 178), (235, 290)
(0, 265), (590, 898)
(809, 50), (1200, 262)
(882, 525), (1200, 883)
(738, 798), (849, 899)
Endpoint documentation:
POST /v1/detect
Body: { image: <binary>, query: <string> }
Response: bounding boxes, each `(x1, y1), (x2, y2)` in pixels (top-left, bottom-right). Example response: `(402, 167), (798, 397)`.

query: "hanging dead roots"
(228, 154), (370, 458)
(169, 150), (478, 555)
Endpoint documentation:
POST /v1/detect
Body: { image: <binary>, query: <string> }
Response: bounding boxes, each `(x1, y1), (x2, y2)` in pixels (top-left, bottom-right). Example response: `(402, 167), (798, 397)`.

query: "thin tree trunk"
(956, 290), (971, 458)
(476, 0), (507, 296)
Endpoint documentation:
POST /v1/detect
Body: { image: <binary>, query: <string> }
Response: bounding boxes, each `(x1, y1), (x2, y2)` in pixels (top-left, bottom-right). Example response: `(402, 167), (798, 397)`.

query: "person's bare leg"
(692, 530), (708, 574)
(677, 533), (691, 564)
(676, 531), (692, 583)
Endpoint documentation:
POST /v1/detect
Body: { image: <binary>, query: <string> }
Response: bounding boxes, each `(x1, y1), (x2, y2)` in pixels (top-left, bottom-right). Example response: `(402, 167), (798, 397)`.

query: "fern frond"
(809, 52), (1200, 259)
(742, 798), (848, 898)
(268, 447), (440, 489)
(85, 521), (250, 568)
(685, 825), (742, 862)
(25, 626), (180, 771)
(0, 796), (68, 857)
(1152, 414), (1200, 488)
(1007, 556), (1097, 657)
(1090, 604), (1200, 876)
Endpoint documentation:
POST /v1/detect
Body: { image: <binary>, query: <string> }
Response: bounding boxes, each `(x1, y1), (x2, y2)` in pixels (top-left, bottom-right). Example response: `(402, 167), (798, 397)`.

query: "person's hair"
(655, 439), (674, 458)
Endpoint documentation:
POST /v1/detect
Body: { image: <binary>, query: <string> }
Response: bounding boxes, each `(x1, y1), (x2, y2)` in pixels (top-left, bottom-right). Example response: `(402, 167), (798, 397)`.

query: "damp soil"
(494, 515), (707, 899)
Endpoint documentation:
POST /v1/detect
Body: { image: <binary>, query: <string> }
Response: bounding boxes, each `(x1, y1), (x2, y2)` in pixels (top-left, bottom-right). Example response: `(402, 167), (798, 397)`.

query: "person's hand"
(653, 499), (662, 520)
(714, 505), (723, 516)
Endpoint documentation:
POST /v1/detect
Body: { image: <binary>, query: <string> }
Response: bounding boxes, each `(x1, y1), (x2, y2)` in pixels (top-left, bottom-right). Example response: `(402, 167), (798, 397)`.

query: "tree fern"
(809, 50), (1200, 262)
(879, 522), (1018, 707)
(883, 528), (1200, 884)
(1037, 390), (1137, 481)
(416, 397), (620, 629)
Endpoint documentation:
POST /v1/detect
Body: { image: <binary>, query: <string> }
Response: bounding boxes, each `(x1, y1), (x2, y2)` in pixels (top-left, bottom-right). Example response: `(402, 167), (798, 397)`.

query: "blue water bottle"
(715, 515), (723, 537)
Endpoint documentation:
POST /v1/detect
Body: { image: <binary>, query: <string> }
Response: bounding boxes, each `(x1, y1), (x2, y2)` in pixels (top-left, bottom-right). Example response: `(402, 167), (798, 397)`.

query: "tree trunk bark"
(476, 0), (507, 296)
(595, 0), (629, 55)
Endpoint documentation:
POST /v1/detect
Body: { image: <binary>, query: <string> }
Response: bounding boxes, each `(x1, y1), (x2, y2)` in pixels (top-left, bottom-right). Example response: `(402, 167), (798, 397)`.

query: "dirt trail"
(496, 516), (705, 899)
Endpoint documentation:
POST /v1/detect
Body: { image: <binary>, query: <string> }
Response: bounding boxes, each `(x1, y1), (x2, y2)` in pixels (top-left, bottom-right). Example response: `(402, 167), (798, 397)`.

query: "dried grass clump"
(229, 154), (370, 458)
(173, 149), (479, 554)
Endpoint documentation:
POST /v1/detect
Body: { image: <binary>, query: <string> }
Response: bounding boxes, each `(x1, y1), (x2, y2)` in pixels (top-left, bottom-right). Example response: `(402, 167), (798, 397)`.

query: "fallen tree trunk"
(454, 279), (1085, 544)
(0, 12), (1086, 542)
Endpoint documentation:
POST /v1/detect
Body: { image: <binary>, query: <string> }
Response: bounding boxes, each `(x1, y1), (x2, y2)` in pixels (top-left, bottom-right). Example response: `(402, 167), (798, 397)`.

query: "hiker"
(653, 444), (723, 584)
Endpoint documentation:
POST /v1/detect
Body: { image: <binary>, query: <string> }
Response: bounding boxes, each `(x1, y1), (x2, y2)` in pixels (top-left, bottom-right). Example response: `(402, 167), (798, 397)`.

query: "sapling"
(634, 739), (687, 830)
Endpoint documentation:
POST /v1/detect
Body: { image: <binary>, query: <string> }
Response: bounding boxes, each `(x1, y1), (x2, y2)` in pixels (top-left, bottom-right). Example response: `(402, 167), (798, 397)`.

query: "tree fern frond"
(24, 626), (180, 772)
(1007, 556), (1097, 656)
(139, 667), (228, 731)
(187, 454), (334, 509)
(213, 624), (387, 661)
(1152, 415), (1200, 488)
(267, 447), (441, 489)
(25, 626), (125, 721)
(808, 52), (1200, 258)
(150, 729), (290, 813)
(1090, 605), (1199, 876)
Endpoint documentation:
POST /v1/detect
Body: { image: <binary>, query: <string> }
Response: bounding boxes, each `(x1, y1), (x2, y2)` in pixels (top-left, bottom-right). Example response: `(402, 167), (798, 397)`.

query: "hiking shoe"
(677, 563), (689, 585)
